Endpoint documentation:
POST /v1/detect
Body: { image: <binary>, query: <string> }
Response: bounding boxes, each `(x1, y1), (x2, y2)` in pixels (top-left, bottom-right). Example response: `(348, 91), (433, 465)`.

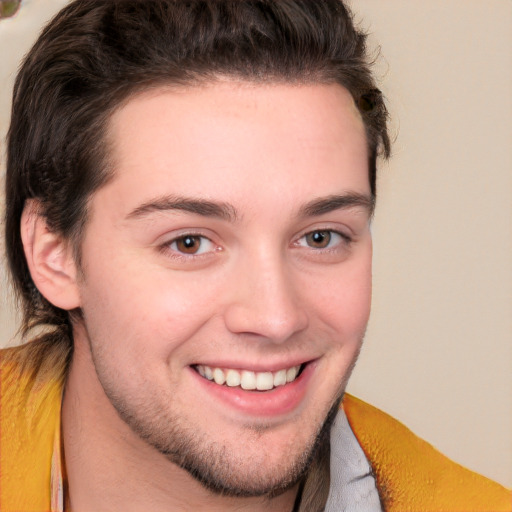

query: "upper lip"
(191, 358), (316, 373)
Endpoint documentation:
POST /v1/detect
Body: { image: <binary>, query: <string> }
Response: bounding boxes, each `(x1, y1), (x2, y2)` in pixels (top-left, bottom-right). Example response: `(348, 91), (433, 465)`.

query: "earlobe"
(21, 199), (81, 311)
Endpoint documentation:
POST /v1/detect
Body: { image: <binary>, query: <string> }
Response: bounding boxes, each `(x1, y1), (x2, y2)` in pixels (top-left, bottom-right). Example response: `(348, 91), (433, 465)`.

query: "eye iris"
(306, 231), (331, 248)
(176, 236), (201, 254)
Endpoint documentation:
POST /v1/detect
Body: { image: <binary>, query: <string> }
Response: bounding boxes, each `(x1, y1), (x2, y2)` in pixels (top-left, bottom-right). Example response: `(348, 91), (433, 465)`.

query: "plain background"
(0, 0), (510, 488)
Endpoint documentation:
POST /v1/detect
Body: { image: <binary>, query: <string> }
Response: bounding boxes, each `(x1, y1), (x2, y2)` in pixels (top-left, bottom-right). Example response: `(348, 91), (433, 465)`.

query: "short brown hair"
(5, 0), (389, 343)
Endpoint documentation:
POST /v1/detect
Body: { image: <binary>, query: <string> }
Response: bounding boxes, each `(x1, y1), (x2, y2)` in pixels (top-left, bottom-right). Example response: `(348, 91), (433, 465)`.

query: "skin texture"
(32, 82), (372, 511)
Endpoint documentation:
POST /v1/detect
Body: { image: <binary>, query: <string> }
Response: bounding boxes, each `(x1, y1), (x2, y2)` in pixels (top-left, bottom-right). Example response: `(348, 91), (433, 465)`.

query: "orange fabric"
(1, 347), (510, 511)
(0, 355), (62, 512)
(343, 394), (511, 511)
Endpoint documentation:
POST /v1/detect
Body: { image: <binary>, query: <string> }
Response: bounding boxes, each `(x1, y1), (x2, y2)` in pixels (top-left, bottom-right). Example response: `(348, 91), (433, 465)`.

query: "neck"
(61, 334), (298, 512)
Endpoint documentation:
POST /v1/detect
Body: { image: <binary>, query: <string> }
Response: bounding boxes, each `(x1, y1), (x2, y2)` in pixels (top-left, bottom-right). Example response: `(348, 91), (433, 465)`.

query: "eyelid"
(169, 235), (215, 255)
(294, 225), (352, 245)
(158, 230), (221, 259)
(296, 229), (351, 249)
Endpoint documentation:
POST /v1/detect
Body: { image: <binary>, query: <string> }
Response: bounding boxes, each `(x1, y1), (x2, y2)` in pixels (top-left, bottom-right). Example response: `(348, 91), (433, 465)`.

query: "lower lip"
(189, 362), (316, 418)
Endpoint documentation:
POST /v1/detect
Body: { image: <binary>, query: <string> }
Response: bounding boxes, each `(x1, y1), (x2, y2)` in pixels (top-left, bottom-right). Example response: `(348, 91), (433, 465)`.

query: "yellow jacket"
(1, 344), (510, 512)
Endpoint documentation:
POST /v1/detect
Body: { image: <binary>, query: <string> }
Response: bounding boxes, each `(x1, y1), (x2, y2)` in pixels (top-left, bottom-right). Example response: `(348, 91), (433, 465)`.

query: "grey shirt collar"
(325, 409), (383, 511)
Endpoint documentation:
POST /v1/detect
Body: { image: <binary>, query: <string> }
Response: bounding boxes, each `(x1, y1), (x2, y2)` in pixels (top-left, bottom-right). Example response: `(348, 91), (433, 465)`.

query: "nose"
(223, 254), (309, 344)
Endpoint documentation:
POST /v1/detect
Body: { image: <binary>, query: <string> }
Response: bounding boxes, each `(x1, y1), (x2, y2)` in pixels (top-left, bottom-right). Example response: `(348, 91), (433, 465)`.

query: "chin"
(120, 390), (343, 498)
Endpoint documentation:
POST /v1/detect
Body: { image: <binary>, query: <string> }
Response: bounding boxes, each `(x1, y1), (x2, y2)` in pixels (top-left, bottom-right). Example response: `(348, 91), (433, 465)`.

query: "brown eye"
(174, 235), (203, 254)
(165, 234), (217, 259)
(305, 231), (332, 248)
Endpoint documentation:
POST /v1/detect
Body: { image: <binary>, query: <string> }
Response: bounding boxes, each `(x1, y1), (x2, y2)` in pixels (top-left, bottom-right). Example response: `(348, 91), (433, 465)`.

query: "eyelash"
(295, 229), (352, 251)
(159, 228), (352, 261)
(159, 233), (219, 260)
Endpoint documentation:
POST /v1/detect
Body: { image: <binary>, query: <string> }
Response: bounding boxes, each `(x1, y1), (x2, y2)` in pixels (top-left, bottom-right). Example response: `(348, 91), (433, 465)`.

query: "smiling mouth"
(193, 364), (305, 391)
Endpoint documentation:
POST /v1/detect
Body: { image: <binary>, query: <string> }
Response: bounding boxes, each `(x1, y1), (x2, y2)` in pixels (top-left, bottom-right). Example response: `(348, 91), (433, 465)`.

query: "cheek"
(78, 260), (221, 359)
(309, 256), (372, 339)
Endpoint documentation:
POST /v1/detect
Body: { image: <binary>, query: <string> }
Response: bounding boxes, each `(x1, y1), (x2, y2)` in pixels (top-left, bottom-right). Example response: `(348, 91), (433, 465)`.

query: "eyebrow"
(299, 193), (375, 218)
(126, 192), (374, 223)
(126, 195), (239, 222)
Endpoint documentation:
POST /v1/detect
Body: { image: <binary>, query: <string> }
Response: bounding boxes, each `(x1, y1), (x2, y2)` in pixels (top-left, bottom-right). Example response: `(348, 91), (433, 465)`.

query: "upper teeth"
(196, 365), (301, 391)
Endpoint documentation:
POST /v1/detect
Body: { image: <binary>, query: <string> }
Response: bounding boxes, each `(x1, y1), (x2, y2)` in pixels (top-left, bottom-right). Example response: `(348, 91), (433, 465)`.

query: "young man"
(1, 1), (510, 511)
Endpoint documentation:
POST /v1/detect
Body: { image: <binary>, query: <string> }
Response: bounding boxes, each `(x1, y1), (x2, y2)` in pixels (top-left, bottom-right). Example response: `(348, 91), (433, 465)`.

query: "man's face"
(73, 82), (372, 496)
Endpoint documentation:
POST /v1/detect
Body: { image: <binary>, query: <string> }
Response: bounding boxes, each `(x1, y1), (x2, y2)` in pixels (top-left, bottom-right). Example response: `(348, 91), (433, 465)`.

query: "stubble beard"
(94, 365), (345, 499)
(86, 321), (363, 500)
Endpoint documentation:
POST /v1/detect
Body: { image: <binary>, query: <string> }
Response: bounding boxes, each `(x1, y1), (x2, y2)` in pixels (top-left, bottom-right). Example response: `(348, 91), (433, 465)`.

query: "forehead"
(100, 81), (369, 217)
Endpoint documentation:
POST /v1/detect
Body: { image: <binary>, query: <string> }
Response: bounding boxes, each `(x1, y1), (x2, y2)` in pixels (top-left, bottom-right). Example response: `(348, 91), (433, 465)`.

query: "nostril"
(223, 302), (308, 344)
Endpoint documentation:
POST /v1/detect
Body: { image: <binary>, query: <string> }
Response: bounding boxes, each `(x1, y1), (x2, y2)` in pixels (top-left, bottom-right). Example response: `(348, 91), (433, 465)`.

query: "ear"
(20, 199), (81, 310)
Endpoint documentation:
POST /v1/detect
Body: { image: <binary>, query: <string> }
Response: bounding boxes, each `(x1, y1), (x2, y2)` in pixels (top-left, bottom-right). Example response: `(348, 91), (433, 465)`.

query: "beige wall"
(1, 0), (511, 487)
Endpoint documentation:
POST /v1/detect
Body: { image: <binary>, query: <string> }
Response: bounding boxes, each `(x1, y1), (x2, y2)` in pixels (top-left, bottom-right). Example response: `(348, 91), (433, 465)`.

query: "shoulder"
(1, 338), (67, 416)
(342, 394), (511, 512)
(1, 340), (67, 510)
